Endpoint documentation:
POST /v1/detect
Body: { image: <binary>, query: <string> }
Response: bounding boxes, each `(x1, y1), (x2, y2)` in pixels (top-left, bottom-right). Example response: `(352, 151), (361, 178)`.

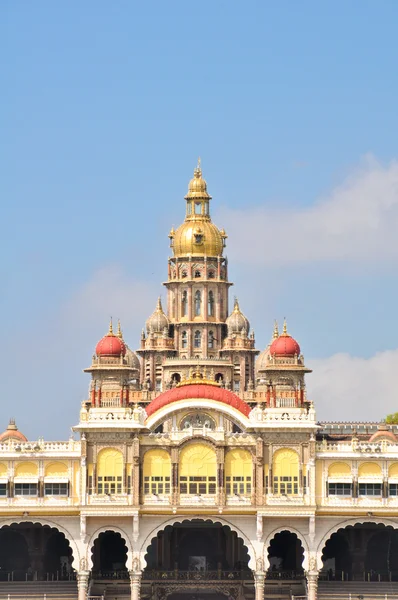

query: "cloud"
(308, 348), (398, 422)
(218, 155), (398, 266)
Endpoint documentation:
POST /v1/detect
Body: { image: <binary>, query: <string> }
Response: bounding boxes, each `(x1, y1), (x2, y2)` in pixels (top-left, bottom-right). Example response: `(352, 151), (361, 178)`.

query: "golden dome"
(173, 220), (224, 257)
(185, 159), (211, 200)
(170, 161), (227, 258)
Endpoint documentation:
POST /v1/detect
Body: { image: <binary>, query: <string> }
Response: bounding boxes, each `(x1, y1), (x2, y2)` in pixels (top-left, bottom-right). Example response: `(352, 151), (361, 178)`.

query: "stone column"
(306, 570), (318, 600)
(77, 570), (90, 600)
(129, 570), (142, 600)
(254, 570), (265, 600)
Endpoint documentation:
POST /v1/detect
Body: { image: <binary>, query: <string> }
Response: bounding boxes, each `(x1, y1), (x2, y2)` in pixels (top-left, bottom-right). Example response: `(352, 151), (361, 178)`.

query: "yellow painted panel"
(15, 462), (38, 477)
(97, 448), (123, 477)
(328, 462), (351, 477)
(389, 463), (398, 477)
(0, 464), (7, 476)
(45, 462), (68, 477)
(273, 449), (299, 478)
(143, 449), (171, 478)
(315, 461), (323, 500)
(225, 449), (252, 478)
(180, 443), (216, 478)
(358, 462), (382, 477)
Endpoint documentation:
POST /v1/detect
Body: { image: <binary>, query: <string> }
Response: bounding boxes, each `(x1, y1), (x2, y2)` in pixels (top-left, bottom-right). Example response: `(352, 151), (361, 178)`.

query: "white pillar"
(306, 571), (318, 600)
(254, 571), (265, 600)
(77, 571), (90, 600)
(129, 570), (142, 600)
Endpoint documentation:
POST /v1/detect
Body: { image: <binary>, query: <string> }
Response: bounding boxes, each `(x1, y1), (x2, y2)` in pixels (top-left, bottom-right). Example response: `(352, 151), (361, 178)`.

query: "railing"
(0, 440), (81, 453)
(92, 570), (129, 580)
(267, 570), (304, 580)
(143, 569), (253, 581)
(316, 440), (398, 453)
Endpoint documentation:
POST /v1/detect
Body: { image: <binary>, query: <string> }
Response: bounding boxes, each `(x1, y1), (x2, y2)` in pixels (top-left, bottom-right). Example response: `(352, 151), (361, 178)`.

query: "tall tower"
(139, 161), (258, 393)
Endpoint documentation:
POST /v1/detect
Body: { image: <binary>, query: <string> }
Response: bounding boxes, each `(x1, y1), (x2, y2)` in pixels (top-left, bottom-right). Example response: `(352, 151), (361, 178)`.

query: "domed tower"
(84, 320), (141, 407)
(256, 320), (311, 408)
(152, 161), (259, 392)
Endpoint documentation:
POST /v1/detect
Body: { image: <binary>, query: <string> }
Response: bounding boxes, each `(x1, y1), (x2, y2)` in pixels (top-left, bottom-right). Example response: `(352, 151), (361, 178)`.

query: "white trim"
(14, 477), (38, 484)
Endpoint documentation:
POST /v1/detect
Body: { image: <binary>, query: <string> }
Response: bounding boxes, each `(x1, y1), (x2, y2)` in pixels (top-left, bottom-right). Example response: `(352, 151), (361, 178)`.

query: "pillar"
(129, 570), (142, 600)
(306, 571), (318, 600)
(77, 571), (90, 600)
(254, 570), (265, 600)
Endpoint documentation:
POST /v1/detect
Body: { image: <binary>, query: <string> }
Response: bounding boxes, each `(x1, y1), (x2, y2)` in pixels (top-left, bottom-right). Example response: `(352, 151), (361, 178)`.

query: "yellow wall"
(389, 463), (398, 477)
(358, 462), (382, 477)
(45, 462), (68, 477)
(15, 462), (38, 477)
(179, 444), (216, 478)
(0, 464), (7, 477)
(143, 449), (171, 478)
(225, 449), (252, 478)
(97, 448), (123, 478)
(328, 462), (351, 477)
(273, 449), (299, 478)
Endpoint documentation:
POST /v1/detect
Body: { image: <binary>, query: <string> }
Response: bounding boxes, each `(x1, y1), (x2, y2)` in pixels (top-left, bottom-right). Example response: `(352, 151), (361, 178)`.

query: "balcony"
(143, 569), (253, 582)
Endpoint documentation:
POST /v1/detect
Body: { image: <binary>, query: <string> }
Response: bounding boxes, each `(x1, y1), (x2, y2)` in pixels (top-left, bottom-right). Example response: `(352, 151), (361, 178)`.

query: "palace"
(0, 164), (398, 600)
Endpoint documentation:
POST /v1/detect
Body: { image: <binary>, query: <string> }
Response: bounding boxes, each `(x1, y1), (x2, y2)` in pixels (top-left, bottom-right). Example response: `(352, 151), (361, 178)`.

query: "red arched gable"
(145, 384), (251, 418)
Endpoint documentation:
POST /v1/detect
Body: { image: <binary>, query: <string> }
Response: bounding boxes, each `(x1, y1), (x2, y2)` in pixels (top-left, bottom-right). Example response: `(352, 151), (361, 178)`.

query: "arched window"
(181, 291), (187, 316)
(143, 449), (171, 496)
(208, 331), (215, 349)
(179, 444), (216, 495)
(194, 270), (201, 278)
(96, 448), (123, 495)
(194, 330), (201, 348)
(195, 290), (201, 316)
(272, 449), (299, 496)
(225, 449), (252, 496)
(181, 331), (187, 349)
(208, 291), (214, 316)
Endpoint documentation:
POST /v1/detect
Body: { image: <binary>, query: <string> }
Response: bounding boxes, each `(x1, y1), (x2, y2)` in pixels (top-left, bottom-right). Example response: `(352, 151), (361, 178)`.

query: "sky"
(1, 1), (398, 439)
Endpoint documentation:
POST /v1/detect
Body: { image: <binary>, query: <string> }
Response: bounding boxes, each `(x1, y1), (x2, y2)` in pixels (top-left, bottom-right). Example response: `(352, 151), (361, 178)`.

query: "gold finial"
(176, 365), (220, 388)
(273, 320), (279, 339)
(156, 297), (163, 312)
(233, 297), (240, 312)
(282, 318), (288, 336)
(116, 320), (123, 339)
(107, 318), (114, 336)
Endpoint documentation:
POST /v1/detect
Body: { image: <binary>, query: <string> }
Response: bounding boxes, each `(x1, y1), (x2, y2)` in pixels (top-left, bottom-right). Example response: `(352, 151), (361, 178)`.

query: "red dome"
(0, 420), (27, 443)
(270, 334), (300, 357)
(146, 384), (251, 418)
(96, 335), (126, 357)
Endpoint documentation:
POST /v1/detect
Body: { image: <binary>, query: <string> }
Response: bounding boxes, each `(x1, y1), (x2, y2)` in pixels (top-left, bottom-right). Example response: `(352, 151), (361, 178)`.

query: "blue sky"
(1, 1), (398, 438)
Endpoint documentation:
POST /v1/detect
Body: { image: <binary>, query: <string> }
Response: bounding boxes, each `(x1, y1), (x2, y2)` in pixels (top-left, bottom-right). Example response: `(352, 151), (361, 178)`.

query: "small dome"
(95, 320), (126, 357)
(269, 320), (300, 357)
(226, 298), (250, 335)
(369, 425), (397, 443)
(0, 419), (27, 443)
(185, 161), (211, 199)
(125, 346), (141, 371)
(146, 298), (169, 335)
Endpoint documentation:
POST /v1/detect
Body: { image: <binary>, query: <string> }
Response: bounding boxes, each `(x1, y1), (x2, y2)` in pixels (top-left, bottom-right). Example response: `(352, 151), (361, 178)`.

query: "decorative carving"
(132, 556), (140, 572)
(180, 413), (215, 430)
(309, 556), (317, 571)
(79, 557), (87, 571)
(256, 557), (264, 572)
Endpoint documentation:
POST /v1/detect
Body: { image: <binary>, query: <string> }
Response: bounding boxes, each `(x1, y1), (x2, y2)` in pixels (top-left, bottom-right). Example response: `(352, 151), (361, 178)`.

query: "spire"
(156, 297), (163, 312)
(107, 318), (114, 336)
(116, 320), (123, 339)
(233, 297), (240, 312)
(7, 418), (17, 431)
(273, 320), (279, 339)
(282, 318), (288, 336)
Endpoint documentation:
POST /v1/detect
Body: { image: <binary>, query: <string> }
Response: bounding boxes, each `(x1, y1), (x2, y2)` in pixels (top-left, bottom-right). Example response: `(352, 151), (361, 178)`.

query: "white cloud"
(218, 155), (398, 265)
(308, 348), (398, 422)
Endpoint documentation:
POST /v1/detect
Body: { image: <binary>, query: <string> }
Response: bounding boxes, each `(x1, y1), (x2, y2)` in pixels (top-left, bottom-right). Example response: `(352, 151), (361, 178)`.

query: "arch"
(389, 463), (398, 477)
(179, 444), (216, 495)
(86, 525), (133, 570)
(194, 290), (201, 316)
(140, 517), (257, 571)
(143, 449), (171, 496)
(194, 330), (201, 348)
(272, 448), (299, 495)
(181, 330), (187, 348)
(264, 525), (309, 571)
(45, 462), (68, 477)
(0, 518), (80, 570)
(146, 398), (250, 431)
(208, 330), (215, 348)
(328, 462), (351, 478)
(358, 462), (382, 478)
(225, 449), (252, 496)
(96, 447), (123, 495)
(317, 517), (398, 559)
(208, 291), (214, 316)
(15, 462), (38, 477)
(0, 464), (7, 477)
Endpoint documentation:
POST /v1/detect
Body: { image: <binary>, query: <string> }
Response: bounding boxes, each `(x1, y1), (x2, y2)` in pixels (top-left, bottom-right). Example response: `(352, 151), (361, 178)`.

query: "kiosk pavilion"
(0, 164), (398, 600)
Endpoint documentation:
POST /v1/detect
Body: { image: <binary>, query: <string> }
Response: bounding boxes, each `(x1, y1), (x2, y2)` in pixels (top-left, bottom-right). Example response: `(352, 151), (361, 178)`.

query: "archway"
(267, 531), (304, 578)
(321, 522), (398, 581)
(92, 531), (128, 577)
(0, 523), (74, 581)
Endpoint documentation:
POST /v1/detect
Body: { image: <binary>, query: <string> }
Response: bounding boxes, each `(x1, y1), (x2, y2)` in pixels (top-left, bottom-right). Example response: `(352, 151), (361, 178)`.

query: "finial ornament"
(233, 297), (240, 312)
(117, 320), (123, 339)
(282, 318), (288, 336)
(156, 297), (163, 312)
(273, 320), (279, 339)
(107, 318), (114, 336)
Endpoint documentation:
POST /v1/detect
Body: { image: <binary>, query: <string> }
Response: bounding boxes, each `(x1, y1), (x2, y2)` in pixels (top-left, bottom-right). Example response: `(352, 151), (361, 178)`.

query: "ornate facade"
(0, 164), (398, 600)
